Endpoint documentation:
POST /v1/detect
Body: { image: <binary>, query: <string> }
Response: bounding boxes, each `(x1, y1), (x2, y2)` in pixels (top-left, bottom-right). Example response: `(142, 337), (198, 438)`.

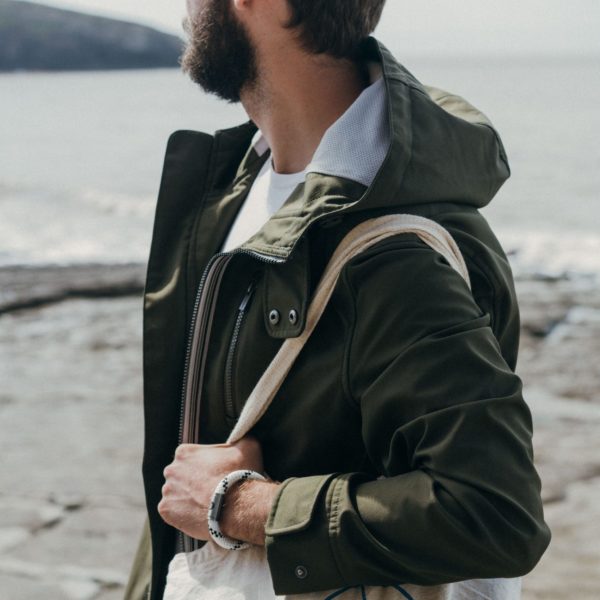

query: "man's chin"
(182, 70), (244, 104)
(181, 60), (251, 104)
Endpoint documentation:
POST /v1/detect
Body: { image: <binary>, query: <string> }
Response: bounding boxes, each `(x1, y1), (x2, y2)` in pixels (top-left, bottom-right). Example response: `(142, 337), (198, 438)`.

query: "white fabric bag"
(164, 214), (522, 600)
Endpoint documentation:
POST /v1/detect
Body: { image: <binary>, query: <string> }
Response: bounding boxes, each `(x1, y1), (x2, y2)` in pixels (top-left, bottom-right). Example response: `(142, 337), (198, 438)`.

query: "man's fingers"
(174, 444), (193, 459)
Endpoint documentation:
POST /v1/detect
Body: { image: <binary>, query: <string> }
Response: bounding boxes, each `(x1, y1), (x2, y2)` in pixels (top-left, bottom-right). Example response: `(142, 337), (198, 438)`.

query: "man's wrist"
(219, 479), (281, 546)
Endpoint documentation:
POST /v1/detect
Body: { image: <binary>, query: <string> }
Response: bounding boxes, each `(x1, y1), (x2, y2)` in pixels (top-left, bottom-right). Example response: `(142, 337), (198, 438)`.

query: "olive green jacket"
(125, 37), (550, 600)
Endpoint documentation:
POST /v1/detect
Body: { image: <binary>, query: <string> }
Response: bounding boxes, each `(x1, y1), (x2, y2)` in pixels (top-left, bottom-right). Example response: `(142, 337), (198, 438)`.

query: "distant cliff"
(0, 0), (183, 71)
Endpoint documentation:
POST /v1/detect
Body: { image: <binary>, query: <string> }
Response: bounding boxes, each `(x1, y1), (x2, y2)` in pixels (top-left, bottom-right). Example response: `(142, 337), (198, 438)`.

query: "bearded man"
(124, 1), (550, 599)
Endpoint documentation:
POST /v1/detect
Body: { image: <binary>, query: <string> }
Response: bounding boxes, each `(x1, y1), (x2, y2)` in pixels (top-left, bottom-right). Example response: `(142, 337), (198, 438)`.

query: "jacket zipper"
(178, 253), (232, 455)
(224, 279), (257, 425)
(177, 248), (283, 554)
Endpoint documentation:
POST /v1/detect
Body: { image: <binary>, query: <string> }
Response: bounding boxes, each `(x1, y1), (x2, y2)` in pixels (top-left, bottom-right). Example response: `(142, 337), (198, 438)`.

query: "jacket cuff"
(264, 473), (344, 594)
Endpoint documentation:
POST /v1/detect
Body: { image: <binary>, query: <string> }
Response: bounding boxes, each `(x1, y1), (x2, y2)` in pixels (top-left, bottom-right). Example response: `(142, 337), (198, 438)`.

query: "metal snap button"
(268, 309), (280, 325)
(288, 309), (298, 325)
(294, 565), (308, 579)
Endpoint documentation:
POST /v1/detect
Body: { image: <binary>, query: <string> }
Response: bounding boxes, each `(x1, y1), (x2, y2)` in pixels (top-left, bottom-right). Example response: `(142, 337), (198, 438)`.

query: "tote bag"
(163, 213), (522, 600)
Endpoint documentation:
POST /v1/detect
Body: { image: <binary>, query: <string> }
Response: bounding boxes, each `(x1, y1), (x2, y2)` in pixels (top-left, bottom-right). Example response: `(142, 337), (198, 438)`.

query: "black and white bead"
(207, 469), (267, 550)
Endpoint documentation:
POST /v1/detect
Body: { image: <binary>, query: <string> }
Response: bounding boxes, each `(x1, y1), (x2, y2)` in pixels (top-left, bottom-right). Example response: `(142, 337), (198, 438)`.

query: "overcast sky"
(22, 0), (600, 57)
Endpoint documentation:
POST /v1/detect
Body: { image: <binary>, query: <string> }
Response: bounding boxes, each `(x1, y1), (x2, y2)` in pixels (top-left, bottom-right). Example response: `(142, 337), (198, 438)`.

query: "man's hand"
(158, 435), (280, 546)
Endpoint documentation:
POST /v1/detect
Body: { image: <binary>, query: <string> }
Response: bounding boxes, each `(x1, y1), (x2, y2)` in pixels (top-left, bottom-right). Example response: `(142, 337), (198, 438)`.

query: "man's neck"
(241, 53), (369, 175)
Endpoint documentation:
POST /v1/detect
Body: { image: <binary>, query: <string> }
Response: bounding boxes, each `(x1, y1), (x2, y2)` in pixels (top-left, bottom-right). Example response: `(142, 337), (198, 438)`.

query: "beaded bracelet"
(207, 469), (267, 550)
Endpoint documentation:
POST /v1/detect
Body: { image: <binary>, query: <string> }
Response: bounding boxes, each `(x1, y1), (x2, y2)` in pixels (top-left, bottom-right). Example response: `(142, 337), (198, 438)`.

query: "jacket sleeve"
(264, 235), (551, 594)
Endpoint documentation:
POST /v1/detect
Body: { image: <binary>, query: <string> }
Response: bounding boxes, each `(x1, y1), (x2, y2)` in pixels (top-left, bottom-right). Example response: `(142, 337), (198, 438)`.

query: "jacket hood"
(217, 37), (510, 259)
(258, 38), (510, 208)
(364, 38), (511, 212)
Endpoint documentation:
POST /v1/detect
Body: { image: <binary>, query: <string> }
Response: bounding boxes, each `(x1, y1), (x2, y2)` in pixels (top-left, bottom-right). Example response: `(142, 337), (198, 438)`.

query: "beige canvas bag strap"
(227, 213), (471, 444)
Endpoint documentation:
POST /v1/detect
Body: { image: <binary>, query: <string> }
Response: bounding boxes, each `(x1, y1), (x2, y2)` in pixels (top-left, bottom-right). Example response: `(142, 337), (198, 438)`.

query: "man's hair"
(286, 0), (386, 58)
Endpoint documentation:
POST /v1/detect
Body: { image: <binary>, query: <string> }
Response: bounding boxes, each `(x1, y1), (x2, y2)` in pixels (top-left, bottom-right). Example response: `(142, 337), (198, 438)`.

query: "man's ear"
(233, 0), (293, 45)
(233, 0), (251, 11)
(232, 0), (259, 22)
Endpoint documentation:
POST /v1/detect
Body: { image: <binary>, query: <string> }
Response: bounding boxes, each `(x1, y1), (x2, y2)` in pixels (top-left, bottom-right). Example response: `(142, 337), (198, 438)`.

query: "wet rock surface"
(514, 276), (600, 598)
(0, 292), (145, 599)
(0, 269), (598, 598)
(0, 264), (145, 315)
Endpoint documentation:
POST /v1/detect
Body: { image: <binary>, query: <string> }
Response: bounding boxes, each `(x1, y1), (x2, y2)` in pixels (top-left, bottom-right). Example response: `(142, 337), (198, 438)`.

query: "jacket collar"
(250, 61), (389, 189)
(209, 36), (510, 261)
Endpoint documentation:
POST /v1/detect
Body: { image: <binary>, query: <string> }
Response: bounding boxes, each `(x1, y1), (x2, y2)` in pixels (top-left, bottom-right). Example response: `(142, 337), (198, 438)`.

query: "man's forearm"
(220, 479), (281, 546)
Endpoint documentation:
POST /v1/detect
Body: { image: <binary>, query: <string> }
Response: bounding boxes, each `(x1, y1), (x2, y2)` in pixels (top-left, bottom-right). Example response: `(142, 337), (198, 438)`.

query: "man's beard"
(181, 1), (258, 103)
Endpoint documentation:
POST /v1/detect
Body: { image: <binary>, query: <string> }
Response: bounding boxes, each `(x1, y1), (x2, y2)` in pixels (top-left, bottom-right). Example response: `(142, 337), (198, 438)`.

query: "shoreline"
(0, 263), (146, 315)
(2, 260), (599, 323)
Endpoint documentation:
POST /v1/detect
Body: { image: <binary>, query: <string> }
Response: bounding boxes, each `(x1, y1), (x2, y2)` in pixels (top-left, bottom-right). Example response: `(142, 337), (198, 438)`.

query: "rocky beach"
(0, 263), (598, 599)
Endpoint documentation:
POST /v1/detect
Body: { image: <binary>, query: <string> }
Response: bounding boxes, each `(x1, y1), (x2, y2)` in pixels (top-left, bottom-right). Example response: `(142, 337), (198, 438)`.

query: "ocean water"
(1, 58), (599, 278)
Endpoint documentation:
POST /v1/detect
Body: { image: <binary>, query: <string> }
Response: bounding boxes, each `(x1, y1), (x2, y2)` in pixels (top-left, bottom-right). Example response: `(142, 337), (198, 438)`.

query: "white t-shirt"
(221, 159), (305, 253)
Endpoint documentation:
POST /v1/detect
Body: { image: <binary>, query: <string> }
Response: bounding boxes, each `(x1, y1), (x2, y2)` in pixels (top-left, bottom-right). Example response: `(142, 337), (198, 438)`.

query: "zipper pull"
(238, 280), (256, 312)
